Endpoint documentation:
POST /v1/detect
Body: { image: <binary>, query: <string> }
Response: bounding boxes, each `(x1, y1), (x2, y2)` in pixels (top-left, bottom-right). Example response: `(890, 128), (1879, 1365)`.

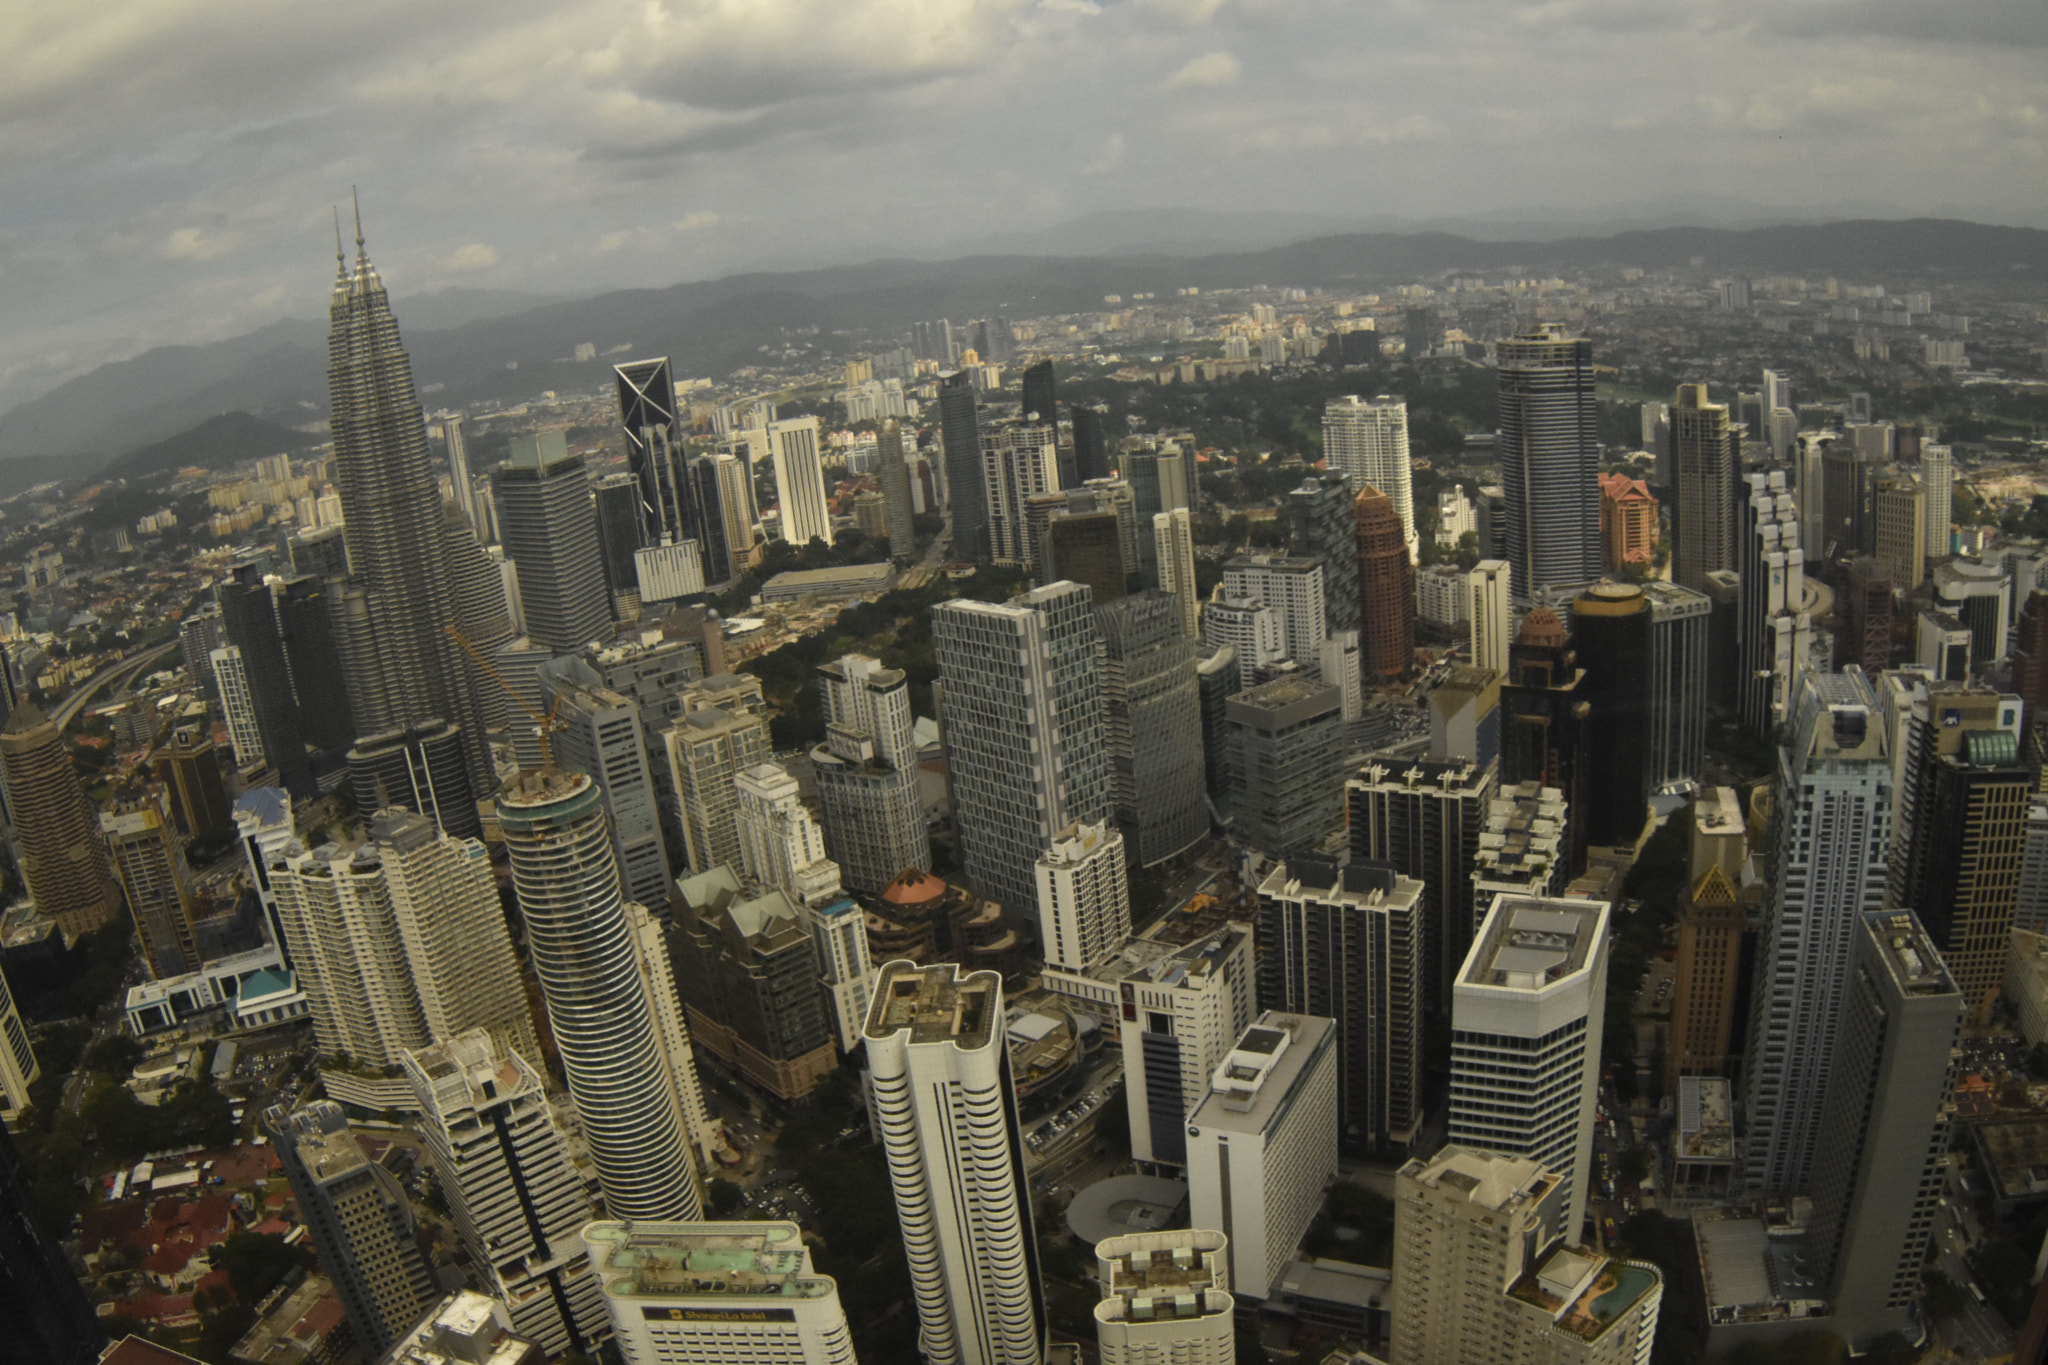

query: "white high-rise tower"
(768, 416), (832, 548)
(1466, 559), (1512, 676)
(1323, 394), (1417, 560)
(866, 961), (1045, 1365)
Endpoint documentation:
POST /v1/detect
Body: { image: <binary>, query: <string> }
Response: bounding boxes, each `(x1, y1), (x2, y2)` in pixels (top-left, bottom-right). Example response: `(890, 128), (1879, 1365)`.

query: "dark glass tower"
(1021, 359), (1057, 424)
(1500, 608), (1591, 877)
(218, 560), (312, 796)
(277, 575), (355, 753)
(938, 371), (989, 563)
(494, 433), (611, 652)
(1497, 323), (1601, 602)
(1570, 582), (1653, 848)
(326, 213), (492, 788)
(0, 1123), (102, 1365)
(347, 718), (480, 841)
(593, 472), (644, 609)
(1071, 403), (1111, 484)
(688, 454), (733, 584)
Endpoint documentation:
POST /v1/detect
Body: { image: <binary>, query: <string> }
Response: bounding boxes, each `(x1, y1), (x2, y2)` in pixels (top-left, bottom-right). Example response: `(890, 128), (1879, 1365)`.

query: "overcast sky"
(4, 0), (2045, 419)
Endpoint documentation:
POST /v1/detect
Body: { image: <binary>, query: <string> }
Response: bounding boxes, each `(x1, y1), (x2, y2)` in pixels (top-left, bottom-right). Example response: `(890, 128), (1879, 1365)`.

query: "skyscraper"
(276, 574), (355, 753)
(1153, 509), (1200, 639)
(1185, 1012), (1341, 1297)
(102, 796), (201, 978)
(1667, 787), (1755, 1093)
(1323, 395), (1417, 560)
(1467, 559), (1513, 676)
(665, 674), (772, 875)
(1642, 581), (1710, 795)
(0, 1121), (102, 1365)
(593, 471), (645, 613)
(1922, 443), (1954, 558)
(346, 717), (480, 841)
(1072, 403), (1111, 484)
(1044, 510), (1126, 602)
(212, 644), (265, 766)
(404, 1032), (606, 1356)
(867, 961), (1046, 1365)
(1092, 1231), (1235, 1365)
(155, 724), (231, 840)
(1805, 910), (1961, 1350)
(1499, 609), (1590, 877)
(811, 654), (928, 894)
(218, 561), (312, 795)
(1448, 894), (1609, 1240)
(0, 703), (121, 937)
(544, 663), (673, 908)
(674, 868), (841, 1098)
(1227, 674), (1346, 856)
(615, 357), (704, 559)
(768, 416), (833, 548)
(1096, 592), (1206, 867)
(1570, 582), (1652, 848)
(1496, 324), (1601, 601)
(933, 582), (1111, 920)
(877, 418), (918, 562)
(325, 216), (492, 789)
(494, 430), (610, 651)
(497, 767), (701, 1221)
(588, 1220), (857, 1365)
(983, 419), (1061, 566)
(1391, 1146), (1662, 1365)
(1224, 554), (1326, 669)
(1355, 485), (1415, 678)
(939, 371), (990, 562)
(1872, 478), (1927, 590)
(1670, 383), (1739, 593)
(266, 1100), (437, 1354)
(734, 761), (842, 905)
(1288, 472), (1363, 645)
(1737, 470), (1812, 737)
(1740, 668), (1891, 1195)
(443, 413), (480, 531)
(1257, 857), (1425, 1149)
(1347, 755), (1498, 1025)
(1035, 820), (1130, 974)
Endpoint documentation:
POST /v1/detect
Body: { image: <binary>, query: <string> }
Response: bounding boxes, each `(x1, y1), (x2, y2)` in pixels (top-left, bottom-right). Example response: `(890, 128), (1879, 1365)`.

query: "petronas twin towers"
(325, 215), (497, 789)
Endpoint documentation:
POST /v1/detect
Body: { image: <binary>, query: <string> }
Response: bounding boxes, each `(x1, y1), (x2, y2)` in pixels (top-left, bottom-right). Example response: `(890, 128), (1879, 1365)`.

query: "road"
(895, 512), (953, 590)
(1934, 1178), (2015, 1361)
(48, 639), (181, 732)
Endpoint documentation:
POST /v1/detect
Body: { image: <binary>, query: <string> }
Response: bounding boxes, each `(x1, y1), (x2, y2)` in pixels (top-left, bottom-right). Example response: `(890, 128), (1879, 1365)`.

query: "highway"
(48, 639), (181, 732)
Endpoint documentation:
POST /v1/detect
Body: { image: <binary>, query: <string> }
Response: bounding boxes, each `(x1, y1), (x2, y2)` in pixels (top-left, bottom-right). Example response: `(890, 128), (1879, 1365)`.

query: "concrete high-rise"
(1097, 592), (1206, 868)
(1092, 1231), (1235, 1365)
(1467, 559), (1513, 676)
(1448, 894), (1609, 1240)
(1323, 395), (1417, 559)
(212, 644), (266, 767)
(324, 217), (492, 789)
(0, 703), (121, 937)
(1355, 486), (1416, 678)
(1044, 509), (1127, 602)
(734, 761), (842, 906)
(664, 674), (772, 875)
(588, 1220), (857, 1365)
(1570, 582), (1652, 848)
(1035, 820), (1130, 974)
(1737, 470), (1812, 737)
(674, 869), (839, 1099)
(1153, 509), (1200, 639)
(1391, 1147), (1662, 1365)
(404, 1032), (606, 1356)
(933, 581), (1110, 921)
(1288, 472), (1363, 646)
(1922, 443), (1954, 558)
(495, 430), (610, 652)
(443, 413), (480, 533)
(768, 416), (833, 548)
(939, 371), (990, 563)
(1471, 782), (1569, 922)
(1202, 596), (1285, 689)
(151, 725), (232, 839)
(1740, 669), (1892, 1196)
(984, 419), (1060, 566)
(1670, 383), (1738, 593)
(867, 961), (1045, 1365)
(266, 1100), (436, 1354)
(1348, 756), (1498, 1025)
(102, 796), (202, 978)
(1667, 788), (1755, 1093)
(1872, 477), (1926, 591)
(1257, 857), (1425, 1150)
(1185, 1012), (1340, 1297)
(1224, 554), (1326, 669)
(1497, 324), (1601, 602)
(1641, 581), (1710, 795)
(1806, 910), (1961, 1351)
(544, 662), (673, 908)
(1227, 674), (1345, 856)
(497, 767), (702, 1221)
(1889, 683), (2030, 1021)
(811, 653), (928, 894)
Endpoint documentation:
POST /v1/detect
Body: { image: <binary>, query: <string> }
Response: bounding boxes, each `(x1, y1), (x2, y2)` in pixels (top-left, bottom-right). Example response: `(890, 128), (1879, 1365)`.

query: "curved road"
(48, 639), (180, 732)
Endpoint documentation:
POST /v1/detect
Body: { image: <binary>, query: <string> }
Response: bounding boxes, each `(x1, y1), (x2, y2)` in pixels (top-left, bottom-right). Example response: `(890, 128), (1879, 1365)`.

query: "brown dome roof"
(1517, 607), (1567, 648)
(881, 869), (948, 904)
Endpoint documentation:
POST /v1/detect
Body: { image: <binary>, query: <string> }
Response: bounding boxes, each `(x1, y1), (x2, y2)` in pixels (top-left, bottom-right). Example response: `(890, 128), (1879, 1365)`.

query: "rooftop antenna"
(332, 206), (346, 278)
(351, 185), (365, 258)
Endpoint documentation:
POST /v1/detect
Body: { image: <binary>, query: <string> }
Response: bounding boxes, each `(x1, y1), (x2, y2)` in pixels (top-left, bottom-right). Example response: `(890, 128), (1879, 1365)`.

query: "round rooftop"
(1065, 1174), (1190, 1246)
(496, 767), (596, 813)
(881, 869), (949, 905)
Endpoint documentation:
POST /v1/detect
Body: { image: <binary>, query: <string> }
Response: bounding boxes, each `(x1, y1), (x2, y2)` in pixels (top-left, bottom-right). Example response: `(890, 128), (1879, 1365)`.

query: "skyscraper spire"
(332, 206), (346, 280)
(351, 184), (365, 256)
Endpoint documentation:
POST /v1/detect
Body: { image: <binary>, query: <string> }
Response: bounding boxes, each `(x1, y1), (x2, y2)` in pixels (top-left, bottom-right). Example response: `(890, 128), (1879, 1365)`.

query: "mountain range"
(4, 218), (2042, 490)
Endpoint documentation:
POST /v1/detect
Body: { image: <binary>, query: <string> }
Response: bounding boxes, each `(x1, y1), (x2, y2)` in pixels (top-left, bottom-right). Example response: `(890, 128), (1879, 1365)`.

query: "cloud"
(1083, 133), (1125, 175)
(163, 227), (234, 262)
(599, 229), (639, 252)
(675, 210), (719, 230)
(443, 243), (499, 271)
(1162, 51), (1241, 90)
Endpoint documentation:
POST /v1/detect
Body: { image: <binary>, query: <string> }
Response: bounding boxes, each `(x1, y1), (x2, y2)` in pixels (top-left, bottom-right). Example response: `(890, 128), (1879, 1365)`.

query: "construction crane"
(446, 625), (566, 768)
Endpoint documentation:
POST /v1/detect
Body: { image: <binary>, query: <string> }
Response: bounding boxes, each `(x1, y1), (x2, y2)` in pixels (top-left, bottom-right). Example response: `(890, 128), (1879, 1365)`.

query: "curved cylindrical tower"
(497, 767), (699, 1222)
(866, 960), (1044, 1365)
(1355, 485), (1416, 679)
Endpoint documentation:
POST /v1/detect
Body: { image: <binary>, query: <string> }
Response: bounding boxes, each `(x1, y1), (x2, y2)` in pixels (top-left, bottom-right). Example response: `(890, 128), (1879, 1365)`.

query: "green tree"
(707, 1178), (745, 1217)
(1920, 1267), (1968, 1323)
(212, 1232), (316, 1304)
